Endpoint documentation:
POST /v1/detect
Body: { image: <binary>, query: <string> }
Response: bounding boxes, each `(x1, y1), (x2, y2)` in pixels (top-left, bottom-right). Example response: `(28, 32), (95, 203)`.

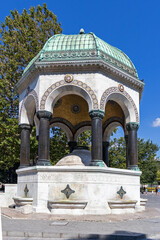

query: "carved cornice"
(89, 110), (105, 120)
(36, 111), (52, 120)
(15, 60), (144, 99)
(126, 122), (139, 131)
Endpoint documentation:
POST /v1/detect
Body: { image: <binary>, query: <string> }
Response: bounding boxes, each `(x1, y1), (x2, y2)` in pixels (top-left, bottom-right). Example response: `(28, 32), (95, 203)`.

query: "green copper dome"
(23, 31), (138, 78)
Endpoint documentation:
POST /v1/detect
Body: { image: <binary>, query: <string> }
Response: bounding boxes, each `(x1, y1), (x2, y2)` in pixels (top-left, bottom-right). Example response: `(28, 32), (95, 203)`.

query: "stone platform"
(15, 166), (142, 215)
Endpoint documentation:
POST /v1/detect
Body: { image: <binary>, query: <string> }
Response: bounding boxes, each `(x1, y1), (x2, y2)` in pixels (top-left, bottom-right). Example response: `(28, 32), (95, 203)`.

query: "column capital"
(19, 124), (32, 132)
(89, 110), (105, 120)
(126, 122), (139, 131)
(36, 110), (52, 120)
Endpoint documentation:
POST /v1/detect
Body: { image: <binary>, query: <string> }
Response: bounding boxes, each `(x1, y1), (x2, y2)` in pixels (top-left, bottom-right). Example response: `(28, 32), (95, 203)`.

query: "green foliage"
(109, 137), (126, 169)
(50, 127), (69, 165)
(77, 130), (91, 148)
(109, 137), (159, 184)
(156, 170), (160, 185)
(0, 4), (62, 182)
(138, 139), (159, 185)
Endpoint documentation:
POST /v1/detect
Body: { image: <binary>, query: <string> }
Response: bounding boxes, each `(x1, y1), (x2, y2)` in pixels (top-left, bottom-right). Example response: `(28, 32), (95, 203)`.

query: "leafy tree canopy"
(109, 137), (159, 184)
(0, 4), (62, 182)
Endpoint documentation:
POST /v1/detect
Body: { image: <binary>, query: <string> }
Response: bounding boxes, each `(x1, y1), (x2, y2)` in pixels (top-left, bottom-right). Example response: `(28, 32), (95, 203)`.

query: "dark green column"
(125, 135), (128, 168)
(89, 110), (105, 167)
(103, 141), (109, 166)
(37, 111), (52, 166)
(68, 141), (77, 153)
(19, 124), (32, 168)
(126, 122), (139, 171)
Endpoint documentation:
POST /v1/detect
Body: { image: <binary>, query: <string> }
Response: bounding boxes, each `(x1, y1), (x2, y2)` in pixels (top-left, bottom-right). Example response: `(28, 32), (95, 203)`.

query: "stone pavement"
(1, 194), (160, 240)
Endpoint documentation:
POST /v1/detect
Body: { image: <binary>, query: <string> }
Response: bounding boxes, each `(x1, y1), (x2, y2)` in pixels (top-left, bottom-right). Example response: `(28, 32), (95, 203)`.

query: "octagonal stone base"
(16, 165), (142, 215)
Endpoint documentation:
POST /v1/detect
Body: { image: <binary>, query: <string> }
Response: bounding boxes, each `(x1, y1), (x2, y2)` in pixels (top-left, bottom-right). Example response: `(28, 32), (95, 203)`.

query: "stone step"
(3, 231), (148, 240)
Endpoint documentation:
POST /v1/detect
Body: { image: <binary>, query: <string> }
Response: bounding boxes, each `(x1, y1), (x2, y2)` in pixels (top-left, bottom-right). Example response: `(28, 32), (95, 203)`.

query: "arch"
(40, 79), (98, 113)
(74, 125), (91, 142)
(103, 121), (124, 142)
(19, 90), (39, 125)
(50, 122), (73, 142)
(100, 87), (139, 123)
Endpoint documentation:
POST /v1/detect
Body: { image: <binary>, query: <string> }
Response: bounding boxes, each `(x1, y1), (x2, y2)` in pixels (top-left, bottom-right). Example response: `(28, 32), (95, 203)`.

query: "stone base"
(16, 165), (142, 215)
(13, 197), (33, 207)
(108, 200), (137, 214)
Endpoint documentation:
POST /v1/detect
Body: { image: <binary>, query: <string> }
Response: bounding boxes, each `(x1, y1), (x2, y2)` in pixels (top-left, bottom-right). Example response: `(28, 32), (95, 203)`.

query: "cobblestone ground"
(1, 193), (160, 240)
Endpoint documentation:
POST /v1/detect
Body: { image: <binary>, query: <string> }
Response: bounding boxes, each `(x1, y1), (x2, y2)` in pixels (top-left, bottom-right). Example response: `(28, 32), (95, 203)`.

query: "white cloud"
(152, 118), (160, 127)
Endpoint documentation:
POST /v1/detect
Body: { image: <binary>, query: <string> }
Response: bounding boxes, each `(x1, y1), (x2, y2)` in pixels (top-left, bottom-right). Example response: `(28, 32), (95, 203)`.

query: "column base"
(89, 160), (106, 167)
(37, 159), (51, 166)
(18, 164), (30, 169)
(128, 165), (140, 171)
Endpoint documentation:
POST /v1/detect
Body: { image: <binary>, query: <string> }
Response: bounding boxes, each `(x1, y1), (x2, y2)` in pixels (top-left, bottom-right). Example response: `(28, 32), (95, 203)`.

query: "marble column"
(68, 141), (77, 153)
(37, 111), (52, 166)
(19, 124), (32, 168)
(89, 110), (105, 167)
(103, 141), (109, 166)
(126, 122), (139, 171)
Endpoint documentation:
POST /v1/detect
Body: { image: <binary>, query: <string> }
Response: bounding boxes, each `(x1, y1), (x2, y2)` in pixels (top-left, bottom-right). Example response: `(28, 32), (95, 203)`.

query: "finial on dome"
(79, 28), (85, 34)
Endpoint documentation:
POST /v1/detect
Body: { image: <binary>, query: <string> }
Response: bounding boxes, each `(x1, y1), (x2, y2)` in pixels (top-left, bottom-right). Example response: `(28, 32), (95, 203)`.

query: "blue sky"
(0, 0), (160, 156)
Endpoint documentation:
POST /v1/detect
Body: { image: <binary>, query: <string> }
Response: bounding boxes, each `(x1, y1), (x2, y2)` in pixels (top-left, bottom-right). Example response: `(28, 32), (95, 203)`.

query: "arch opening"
(44, 84), (95, 113)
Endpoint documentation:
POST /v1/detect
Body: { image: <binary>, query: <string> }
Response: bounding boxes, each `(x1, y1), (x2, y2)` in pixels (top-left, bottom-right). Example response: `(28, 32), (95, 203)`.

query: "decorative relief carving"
(100, 87), (139, 122)
(71, 104), (81, 114)
(61, 184), (75, 199)
(19, 89), (39, 124)
(40, 79), (98, 110)
(64, 74), (73, 83)
(117, 186), (126, 199)
(118, 84), (124, 92)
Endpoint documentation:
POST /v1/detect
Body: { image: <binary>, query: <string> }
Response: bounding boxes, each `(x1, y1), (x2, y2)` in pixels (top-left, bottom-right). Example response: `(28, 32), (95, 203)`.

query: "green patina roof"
(23, 30), (138, 78)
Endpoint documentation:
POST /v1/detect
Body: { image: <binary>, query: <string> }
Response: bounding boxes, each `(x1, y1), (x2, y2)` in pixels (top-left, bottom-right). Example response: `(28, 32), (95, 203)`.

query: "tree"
(108, 137), (159, 184)
(156, 170), (160, 185)
(109, 137), (126, 169)
(0, 4), (62, 182)
(138, 139), (159, 185)
(50, 127), (69, 166)
(78, 130), (91, 149)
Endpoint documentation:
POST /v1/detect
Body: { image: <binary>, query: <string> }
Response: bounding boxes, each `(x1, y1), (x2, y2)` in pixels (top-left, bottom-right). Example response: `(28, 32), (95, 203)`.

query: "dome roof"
(23, 30), (138, 78)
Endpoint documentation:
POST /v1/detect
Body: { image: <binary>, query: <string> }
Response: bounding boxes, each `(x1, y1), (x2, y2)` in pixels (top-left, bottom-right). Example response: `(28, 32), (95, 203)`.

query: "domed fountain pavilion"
(14, 29), (145, 215)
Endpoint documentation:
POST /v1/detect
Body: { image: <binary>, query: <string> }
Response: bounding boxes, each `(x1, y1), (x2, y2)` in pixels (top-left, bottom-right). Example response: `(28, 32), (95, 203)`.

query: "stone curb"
(3, 231), (148, 239)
